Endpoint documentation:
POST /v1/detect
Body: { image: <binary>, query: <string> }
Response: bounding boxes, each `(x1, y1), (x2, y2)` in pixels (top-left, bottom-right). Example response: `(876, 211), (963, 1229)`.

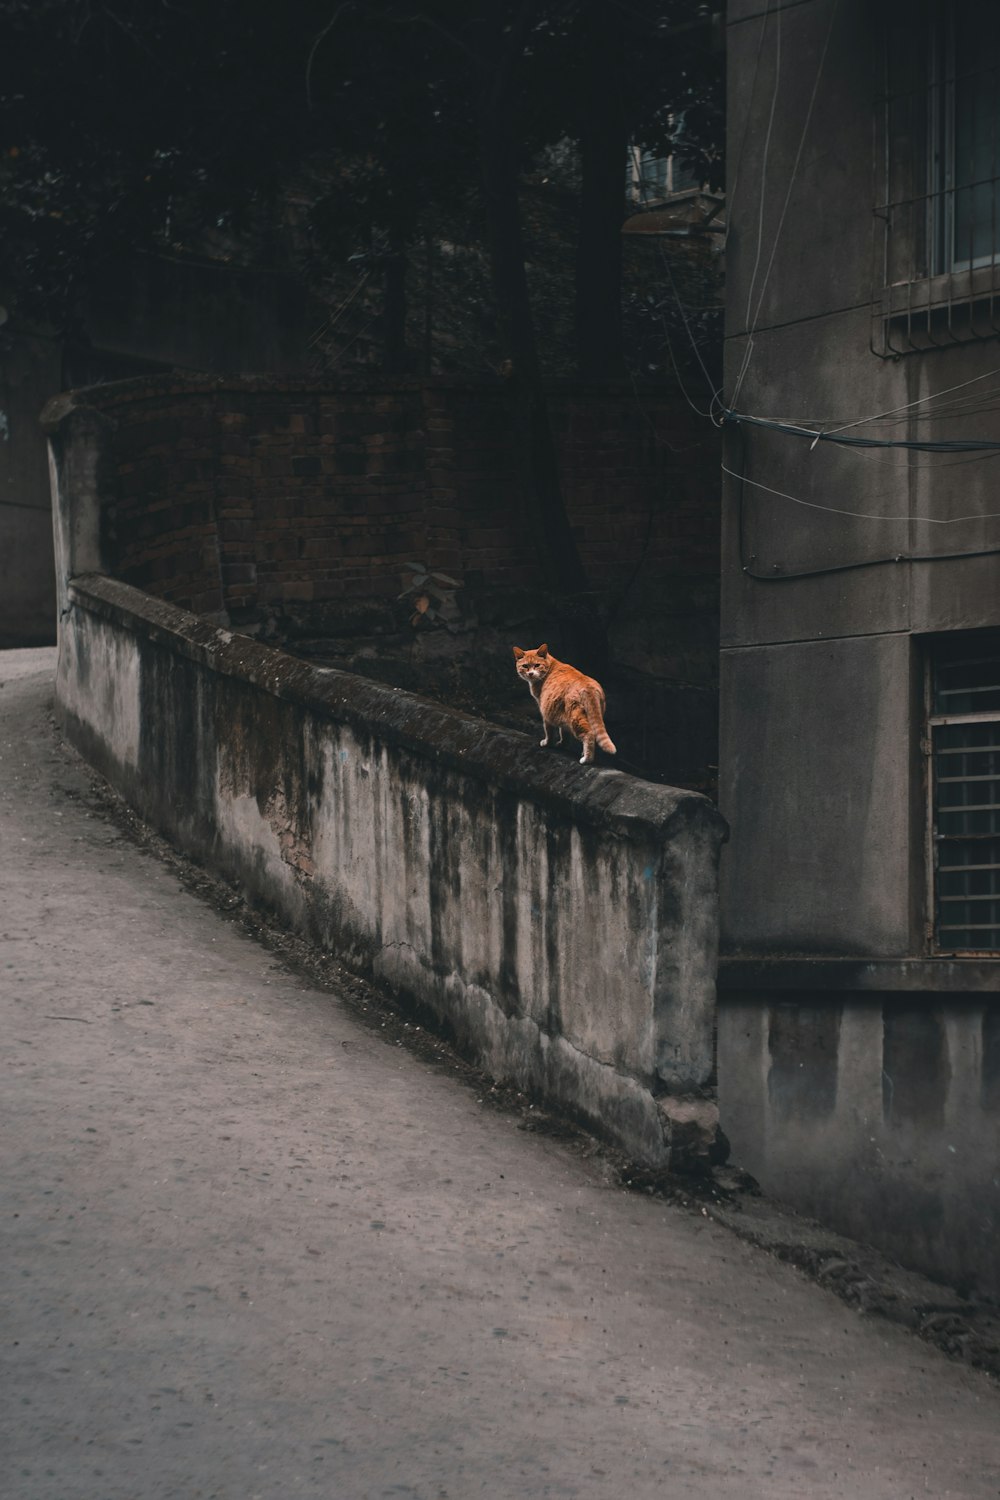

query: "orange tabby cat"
(512, 643), (617, 765)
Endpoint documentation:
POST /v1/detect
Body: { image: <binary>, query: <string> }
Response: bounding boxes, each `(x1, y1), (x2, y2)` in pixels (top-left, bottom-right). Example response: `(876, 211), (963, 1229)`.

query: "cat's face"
(513, 644), (552, 685)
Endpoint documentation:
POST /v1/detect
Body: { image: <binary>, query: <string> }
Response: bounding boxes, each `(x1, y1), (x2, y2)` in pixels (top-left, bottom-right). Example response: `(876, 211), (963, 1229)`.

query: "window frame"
(874, 0), (1000, 354)
(923, 632), (1000, 957)
(929, 4), (1000, 276)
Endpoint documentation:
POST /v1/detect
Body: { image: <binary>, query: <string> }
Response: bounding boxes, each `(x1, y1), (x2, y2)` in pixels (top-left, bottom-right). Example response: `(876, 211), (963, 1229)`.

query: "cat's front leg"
(540, 719), (563, 748)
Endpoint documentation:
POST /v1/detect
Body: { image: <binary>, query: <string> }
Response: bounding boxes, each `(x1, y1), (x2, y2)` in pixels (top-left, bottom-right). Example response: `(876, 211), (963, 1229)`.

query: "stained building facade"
(718, 0), (1000, 1295)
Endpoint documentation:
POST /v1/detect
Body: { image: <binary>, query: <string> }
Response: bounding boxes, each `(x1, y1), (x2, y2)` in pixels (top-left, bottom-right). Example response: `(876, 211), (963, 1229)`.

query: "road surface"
(2, 648), (997, 1500)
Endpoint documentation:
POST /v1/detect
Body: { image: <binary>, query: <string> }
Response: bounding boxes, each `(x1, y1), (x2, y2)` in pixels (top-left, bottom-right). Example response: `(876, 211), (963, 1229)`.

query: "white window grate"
(928, 631), (1000, 953)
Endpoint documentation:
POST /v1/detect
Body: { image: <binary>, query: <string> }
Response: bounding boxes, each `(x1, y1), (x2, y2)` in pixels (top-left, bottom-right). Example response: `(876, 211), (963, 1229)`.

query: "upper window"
(626, 145), (702, 207)
(876, 1), (1000, 351)
(930, 1), (1000, 274)
(926, 631), (1000, 955)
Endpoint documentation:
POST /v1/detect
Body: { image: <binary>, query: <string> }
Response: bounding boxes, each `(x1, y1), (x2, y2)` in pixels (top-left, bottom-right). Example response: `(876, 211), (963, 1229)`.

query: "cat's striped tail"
(596, 727), (616, 755)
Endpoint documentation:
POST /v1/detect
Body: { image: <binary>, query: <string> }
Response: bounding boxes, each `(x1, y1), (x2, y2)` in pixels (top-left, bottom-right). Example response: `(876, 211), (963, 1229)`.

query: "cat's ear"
(512, 646), (525, 659)
(537, 643), (548, 657)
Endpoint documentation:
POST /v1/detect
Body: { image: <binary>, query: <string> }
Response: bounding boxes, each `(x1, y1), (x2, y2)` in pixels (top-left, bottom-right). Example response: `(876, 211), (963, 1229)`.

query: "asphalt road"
(2, 647), (998, 1500)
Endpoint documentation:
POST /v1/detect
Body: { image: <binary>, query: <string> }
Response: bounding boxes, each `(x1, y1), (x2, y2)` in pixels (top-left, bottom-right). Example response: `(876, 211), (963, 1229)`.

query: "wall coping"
(41, 373), (695, 425)
(718, 955), (1000, 996)
(69, 571), (727, 849)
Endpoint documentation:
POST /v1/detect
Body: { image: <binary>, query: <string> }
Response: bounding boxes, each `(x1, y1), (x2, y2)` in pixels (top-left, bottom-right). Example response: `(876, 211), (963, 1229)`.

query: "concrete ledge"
(40, 371), (709, 413)
(719, 956), (1000, 996)
(70, 572), (724, 846)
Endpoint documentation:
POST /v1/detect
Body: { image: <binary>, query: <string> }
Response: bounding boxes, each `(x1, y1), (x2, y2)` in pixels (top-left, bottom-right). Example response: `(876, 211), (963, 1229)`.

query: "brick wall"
(83, 375), (719, 619)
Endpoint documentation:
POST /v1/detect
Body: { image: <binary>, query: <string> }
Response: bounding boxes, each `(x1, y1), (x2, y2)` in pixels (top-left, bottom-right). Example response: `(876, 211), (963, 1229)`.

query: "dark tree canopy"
(2, 0), (723, 593)
(1, 0), (723, 359)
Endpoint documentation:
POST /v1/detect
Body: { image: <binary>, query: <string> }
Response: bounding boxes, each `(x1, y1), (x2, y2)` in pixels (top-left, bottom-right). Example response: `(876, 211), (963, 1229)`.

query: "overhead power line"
(724, 409), (1000, 454)
(722, 463), (1000, 524)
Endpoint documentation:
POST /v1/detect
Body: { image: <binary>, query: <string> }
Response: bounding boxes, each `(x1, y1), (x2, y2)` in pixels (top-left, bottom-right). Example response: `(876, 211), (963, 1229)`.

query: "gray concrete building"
(718, 0), (1000, 1296)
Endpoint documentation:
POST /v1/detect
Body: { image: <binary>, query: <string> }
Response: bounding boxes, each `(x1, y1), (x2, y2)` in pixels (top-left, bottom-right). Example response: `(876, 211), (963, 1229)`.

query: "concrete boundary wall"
(46, 398), (728, 1171)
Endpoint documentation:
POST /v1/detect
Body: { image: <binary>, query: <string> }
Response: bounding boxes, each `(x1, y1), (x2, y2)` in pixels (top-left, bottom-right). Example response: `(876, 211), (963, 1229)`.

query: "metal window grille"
(927, 630), (1000, 954)
(626, 146), (701, 206)
(875, 0), (1000, 353)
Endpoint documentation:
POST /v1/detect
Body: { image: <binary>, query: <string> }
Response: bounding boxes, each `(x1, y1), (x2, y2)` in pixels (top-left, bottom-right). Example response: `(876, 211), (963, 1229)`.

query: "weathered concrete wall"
(56, 572), (725, 1169)
(46, 393), (727, 1170)
(720, 0), (1000, 1294)
(719, 983), (1000, 1297)
(719, 633), (920, 955)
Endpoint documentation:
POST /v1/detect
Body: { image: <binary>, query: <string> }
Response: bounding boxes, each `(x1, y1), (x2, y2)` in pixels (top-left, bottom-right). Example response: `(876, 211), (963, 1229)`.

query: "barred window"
(876, 1), (1000, 352)
(927, 631), (1000, 955)
(933, 3), (1000, 273)
(626, 146), (701, 206)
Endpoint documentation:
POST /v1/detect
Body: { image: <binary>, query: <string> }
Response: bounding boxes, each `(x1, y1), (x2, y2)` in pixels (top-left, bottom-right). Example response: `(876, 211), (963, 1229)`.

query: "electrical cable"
(732, 0), (840, 410)
(724, 408), (1000, 453)
(625, 134), (721, 420)
(730, 3), (782, 410)
(820, 363), (1000, 436)
(727, 423), (1000, 580)
(308, 269), (371, 348)
(657, 315), (717, 420)
(758, 392), (1000, 428)
(322, 314), (378, 369)
(826, 440), (1000, 473)
(724, 0), (772, 252)
(724, 462), (1000, 522)
(653, 238), (723, 416)
(737, 374), (1000, 435)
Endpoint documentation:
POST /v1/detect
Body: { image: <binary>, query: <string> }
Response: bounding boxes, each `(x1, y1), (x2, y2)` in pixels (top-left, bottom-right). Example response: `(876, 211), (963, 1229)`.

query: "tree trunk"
(381, 225), (408, 373)
(476, 7), (587, 595)
(422, 231), (434, 374)
(574, 3), (627, 381)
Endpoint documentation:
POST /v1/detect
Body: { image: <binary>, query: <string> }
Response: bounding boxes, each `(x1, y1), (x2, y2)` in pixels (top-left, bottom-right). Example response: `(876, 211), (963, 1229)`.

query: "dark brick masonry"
(77, 374), (720, 621)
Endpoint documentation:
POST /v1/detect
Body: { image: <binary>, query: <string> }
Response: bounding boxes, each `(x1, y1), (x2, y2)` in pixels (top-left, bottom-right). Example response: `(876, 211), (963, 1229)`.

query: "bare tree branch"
(306, 1), (358, 109)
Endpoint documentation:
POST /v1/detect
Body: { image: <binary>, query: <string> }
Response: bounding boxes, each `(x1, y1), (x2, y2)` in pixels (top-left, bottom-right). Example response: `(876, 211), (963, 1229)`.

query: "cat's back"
(540, 658), (604, 708)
